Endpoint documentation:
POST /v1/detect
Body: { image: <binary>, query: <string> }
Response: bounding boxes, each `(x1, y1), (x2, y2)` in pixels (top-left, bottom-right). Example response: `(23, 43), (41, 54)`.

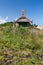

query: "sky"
(0, 0), (43, 26)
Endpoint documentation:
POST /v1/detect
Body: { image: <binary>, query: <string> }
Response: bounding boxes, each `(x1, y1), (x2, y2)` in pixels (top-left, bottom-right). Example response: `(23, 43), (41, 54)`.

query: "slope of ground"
(0, 22), (43, 65)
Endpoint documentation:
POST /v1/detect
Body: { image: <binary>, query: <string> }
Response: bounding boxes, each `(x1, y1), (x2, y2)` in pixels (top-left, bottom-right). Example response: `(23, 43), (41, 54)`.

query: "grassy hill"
(0, 22), (43, 65)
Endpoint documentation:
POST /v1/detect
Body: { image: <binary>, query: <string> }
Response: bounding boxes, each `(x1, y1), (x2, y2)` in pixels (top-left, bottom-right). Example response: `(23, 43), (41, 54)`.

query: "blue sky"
(0, 0), (43, 26)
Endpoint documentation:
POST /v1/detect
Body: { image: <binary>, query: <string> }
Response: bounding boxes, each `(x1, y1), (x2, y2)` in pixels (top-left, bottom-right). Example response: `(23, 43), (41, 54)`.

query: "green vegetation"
(0, 22), (43, 65)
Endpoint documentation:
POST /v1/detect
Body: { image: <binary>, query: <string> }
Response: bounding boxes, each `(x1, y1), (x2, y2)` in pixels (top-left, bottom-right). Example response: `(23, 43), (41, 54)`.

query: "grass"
(0, 22), (43, 65)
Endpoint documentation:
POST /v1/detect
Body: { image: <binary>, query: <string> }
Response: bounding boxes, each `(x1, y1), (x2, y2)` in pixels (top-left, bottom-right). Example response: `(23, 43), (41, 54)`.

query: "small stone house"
(14, 10), (33, 27)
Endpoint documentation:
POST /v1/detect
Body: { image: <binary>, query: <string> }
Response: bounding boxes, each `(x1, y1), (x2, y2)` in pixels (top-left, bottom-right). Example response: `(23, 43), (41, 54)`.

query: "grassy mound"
(0, 22), (43, 65)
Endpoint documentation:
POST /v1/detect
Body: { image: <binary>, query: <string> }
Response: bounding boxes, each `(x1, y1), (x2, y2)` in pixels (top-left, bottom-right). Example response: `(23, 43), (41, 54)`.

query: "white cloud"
(15, 18), (18, 21)
(0, 16), (9, 24)
(37, 25), (43, 30)
(5, 17), (8, 20)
